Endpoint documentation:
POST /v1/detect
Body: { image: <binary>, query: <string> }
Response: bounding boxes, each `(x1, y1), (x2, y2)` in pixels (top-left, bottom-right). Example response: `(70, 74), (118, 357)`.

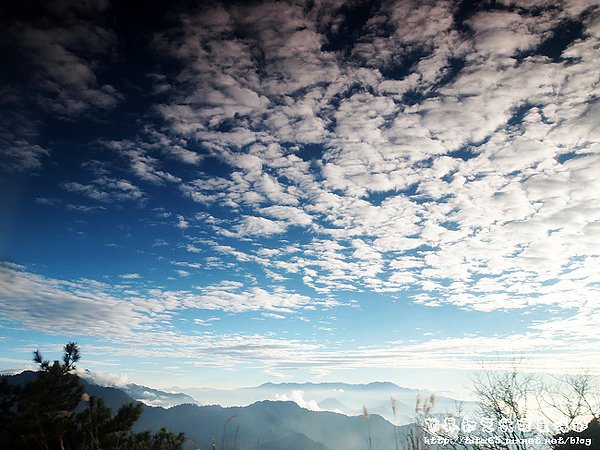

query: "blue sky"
(1, 0), (599, 391)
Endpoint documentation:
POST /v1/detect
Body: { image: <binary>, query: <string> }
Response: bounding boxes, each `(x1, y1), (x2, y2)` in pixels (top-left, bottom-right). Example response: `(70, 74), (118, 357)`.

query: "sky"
(0, 0), (599, 392)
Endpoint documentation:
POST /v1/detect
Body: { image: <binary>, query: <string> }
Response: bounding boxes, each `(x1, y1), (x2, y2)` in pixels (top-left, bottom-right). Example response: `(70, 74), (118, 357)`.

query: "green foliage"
(76, 395), (145, 449)
(145, 427), (186, 450)
(3, 342), (84, 449)
(0, 342), (185, 450)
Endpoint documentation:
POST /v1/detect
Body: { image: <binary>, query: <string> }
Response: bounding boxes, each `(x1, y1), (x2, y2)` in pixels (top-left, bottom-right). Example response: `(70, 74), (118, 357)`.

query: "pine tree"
(0, 342), (185, 450)
(7, 342), (84, 449)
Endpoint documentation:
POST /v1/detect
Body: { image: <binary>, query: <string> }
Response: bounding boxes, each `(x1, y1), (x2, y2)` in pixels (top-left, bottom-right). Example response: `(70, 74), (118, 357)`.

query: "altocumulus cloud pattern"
(0, 0), (599, 385)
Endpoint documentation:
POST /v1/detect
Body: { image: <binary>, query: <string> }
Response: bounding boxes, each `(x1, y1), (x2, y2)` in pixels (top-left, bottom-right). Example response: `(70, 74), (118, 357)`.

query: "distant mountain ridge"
(138, 399), (406, 450)
(122, 383), (199, 408)
(1, 370), (199, 409)
(317, 398), (352, 415)
(256, 380), (410, 391)
(2, 371), (418, 450)
(178, 379), (478, 424)
(3, 371), (476, 426)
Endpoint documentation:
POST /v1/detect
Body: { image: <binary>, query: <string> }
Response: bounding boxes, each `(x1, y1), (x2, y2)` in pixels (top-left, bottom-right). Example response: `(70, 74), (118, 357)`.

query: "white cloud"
(185, 244), (202, 253)
(276, 390), (322, 411)
(235, 216), (289, 236)
(193, 317), (220, 327)
(185, 284), (317, 314)
(259, 205), (312, 226)
(465, 10), (552, 56)
(0, 140), (49, 172)
(120, 273), (141, 280)
(5, 4), (122, 118)
(36, 197), (62, 206)
(80, 369), (130, 387)
(105, 136), (188, 184)
(64, 177), (145, 203)
(122, 148), (181, 184)
(176, 215), (189, 229)
(0, 263), (151, 336)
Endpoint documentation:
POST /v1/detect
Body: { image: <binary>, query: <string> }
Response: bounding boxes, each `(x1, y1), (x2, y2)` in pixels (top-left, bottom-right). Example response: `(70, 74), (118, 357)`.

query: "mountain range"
(171, 380), (477, 425)
(3, 371), (475, 450)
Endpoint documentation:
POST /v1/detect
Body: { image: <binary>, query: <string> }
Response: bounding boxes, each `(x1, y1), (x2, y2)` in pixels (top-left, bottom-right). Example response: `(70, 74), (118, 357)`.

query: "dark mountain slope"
(137, 400), (400, 450)
(3, 371), (411, 450)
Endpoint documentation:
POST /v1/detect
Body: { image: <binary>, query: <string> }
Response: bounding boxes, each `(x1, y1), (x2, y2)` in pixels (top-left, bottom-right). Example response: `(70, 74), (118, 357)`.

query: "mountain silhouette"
(2, 371), (421, 450)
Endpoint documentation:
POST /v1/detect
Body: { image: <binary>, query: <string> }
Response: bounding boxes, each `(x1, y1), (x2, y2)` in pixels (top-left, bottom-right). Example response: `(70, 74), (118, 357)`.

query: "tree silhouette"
(0, 342), (185, 450)
(6, 342), (84, 449)
(413, 365), (599, 450)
